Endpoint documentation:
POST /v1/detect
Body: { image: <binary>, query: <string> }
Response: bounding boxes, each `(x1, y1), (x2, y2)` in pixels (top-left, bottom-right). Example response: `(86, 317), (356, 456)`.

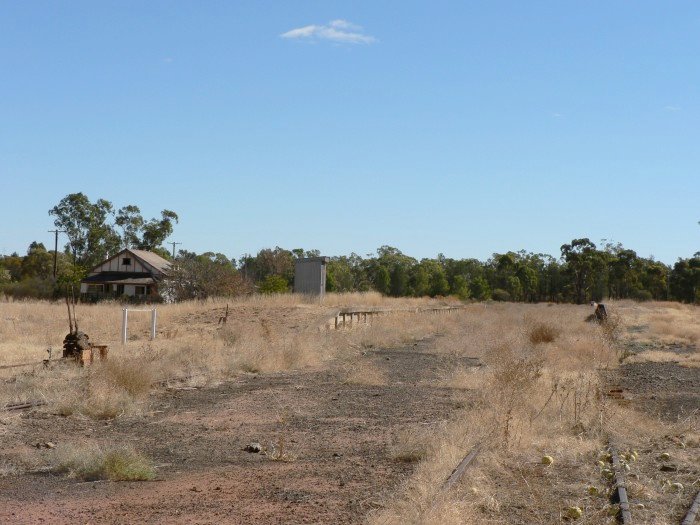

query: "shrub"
(631, 289), (653, 302)
(52, 444), (156, 481)
(0, 278), (55, 299)
(527, 322), (560, 344)
(491, 288), (511, 302)
(259, 275), (289, 294)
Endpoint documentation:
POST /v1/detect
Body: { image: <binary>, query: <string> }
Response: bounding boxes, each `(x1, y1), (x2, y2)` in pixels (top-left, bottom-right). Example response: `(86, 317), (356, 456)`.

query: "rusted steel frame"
(443, 445), (480, 491)
(682, 490), (700, 525)
(609, 445), (632, 524)
(2, 400), (47, 411)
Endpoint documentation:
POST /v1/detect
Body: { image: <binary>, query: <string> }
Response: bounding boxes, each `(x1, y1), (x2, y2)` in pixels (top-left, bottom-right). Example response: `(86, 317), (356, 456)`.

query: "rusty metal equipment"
(594, 303), (608, 322)
(61, 286), (107, 366)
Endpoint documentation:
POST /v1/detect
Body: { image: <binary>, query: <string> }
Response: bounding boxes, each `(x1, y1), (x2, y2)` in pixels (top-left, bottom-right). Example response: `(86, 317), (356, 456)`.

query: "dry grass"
(0, 294), (449, 419)
(2, 296), (697, 523)
(527, 321), (560, 344)
(389, 426), (434, 463)
(617, 301), (700, 346)
(370, 302), (699, 524)
(369, 303), (624, 525)
(624, 350), (700, 368)
(343, 362), (388, 386)
(51, 443), (156, 481)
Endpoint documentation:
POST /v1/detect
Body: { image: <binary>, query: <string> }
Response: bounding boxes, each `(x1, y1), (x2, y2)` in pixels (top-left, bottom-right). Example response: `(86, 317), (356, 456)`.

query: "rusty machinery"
(62, 287), (107, 365)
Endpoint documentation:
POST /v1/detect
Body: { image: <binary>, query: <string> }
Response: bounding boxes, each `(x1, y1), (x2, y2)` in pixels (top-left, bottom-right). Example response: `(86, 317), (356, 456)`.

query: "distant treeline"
(2, 238), (697, 304)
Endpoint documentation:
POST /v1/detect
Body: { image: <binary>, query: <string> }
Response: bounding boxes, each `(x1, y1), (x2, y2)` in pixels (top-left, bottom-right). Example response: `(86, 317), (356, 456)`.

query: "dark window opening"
(122, 258), (131, 266)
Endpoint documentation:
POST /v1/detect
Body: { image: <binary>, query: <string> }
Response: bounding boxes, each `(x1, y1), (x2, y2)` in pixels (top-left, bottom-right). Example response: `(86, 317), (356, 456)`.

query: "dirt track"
(604, 343), (700, 422)
(0, 338), (479, 524)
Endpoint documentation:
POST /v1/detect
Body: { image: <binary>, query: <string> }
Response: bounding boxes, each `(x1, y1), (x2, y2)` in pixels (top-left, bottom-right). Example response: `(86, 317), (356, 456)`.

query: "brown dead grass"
(0, 294), (449, 419)
(51, 442), (156, 481)
(389, 426), (435, 463)
(617, 301), (699, 346)
(369, 303), (623, 525)
(624, 349), (700, 368)
(370, 302), (699, 525)
(343, 362), (388, 386)
(2, 297), (697, 524)
(527, 321), (560, 344)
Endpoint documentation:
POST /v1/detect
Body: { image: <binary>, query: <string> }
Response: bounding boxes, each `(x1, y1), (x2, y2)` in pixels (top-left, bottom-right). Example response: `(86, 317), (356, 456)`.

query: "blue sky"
(1, 1), (698, 263)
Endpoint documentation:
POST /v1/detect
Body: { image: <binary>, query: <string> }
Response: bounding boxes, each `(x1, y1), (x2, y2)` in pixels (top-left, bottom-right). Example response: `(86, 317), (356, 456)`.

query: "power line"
(48, 230), (66, 280)
(168, 242), (181, 259)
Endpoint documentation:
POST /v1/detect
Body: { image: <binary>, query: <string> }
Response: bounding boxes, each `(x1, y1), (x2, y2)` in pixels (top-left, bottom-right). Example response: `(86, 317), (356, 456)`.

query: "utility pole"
(48, 230), (66, 280)
(169, 241), (181, 259)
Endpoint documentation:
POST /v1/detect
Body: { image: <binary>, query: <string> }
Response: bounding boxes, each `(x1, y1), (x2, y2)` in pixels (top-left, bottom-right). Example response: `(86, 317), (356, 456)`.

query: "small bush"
(103, 449), (156, 481)
(53, 444), (155, 481)
(492, 289), (511, 302)
(96, 358), (155, 397)
(527, 322), (560, 344)
(259, 275), (289, 294)
(631, 289), (653, 302)
(389, 429), (431, 463)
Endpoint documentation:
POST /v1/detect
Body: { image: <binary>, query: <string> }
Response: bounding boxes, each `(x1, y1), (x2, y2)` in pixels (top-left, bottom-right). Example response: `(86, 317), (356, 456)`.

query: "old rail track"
(682, 490), (700, 525)
(442, 444), (481, 492)
(609, 443), (633, 524)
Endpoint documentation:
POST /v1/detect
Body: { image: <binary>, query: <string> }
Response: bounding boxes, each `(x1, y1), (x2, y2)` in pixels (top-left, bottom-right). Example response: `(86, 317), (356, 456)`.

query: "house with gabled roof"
(80, 248), (171, 301)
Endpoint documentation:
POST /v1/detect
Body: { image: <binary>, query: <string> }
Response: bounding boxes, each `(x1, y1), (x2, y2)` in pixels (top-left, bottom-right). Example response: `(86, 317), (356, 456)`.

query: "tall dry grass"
(369, 303), (621, 525)
(0, 293), (451, 418)
(615, 300), (699, 345)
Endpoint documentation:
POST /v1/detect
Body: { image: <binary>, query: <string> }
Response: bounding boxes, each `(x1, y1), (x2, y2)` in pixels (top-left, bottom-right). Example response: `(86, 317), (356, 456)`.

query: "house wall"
(88, 251), (158, 276)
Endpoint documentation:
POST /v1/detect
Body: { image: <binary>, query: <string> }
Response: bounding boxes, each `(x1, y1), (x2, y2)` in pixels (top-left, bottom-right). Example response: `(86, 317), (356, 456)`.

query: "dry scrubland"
(0, 293), (455, 413)
(0, 295), (698, 524)
(369, 301), (699, 525)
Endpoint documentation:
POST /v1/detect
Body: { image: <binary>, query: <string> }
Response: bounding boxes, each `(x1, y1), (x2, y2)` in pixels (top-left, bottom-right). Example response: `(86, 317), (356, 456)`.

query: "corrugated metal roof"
(128, 249), (171, 274)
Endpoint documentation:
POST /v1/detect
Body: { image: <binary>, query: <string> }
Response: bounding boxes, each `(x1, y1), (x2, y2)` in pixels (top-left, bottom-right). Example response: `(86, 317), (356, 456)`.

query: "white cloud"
(664, 105), (681, 112)
(281, 19), (376, 44)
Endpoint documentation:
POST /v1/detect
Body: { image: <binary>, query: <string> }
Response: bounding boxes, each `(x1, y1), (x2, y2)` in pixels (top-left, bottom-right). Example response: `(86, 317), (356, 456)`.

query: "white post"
(150, 308), (157, 340)
(121, 308), (128, 345)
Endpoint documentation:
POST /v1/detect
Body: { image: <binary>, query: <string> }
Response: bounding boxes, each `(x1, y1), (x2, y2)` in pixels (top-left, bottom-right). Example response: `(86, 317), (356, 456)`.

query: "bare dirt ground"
(1, 300), (698, 524)
(0, 336), (479, 524)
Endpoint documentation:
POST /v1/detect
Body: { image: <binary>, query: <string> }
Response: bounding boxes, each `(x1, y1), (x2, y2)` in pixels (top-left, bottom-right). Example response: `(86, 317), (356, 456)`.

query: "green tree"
(469, 276), (491, 300)
(374, 265), (391, 295)
(50, 193), (178, 265)
(163, 251), (249, 300)
(20, 242), (53, 280)
(451, 275), (470, 300)
(560, 238), (606, 304)
(326, 258), (355, 292)
(115, 205), (144, 248)
(390, 264), (409, 297)
(670, 257), (700, 303)
(259, 274), (289, 294)
(429, 264), (450, 297)
(49, 193), (121, 267)
(410, 265), (430, 297)
(140, 210), (179, 250)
